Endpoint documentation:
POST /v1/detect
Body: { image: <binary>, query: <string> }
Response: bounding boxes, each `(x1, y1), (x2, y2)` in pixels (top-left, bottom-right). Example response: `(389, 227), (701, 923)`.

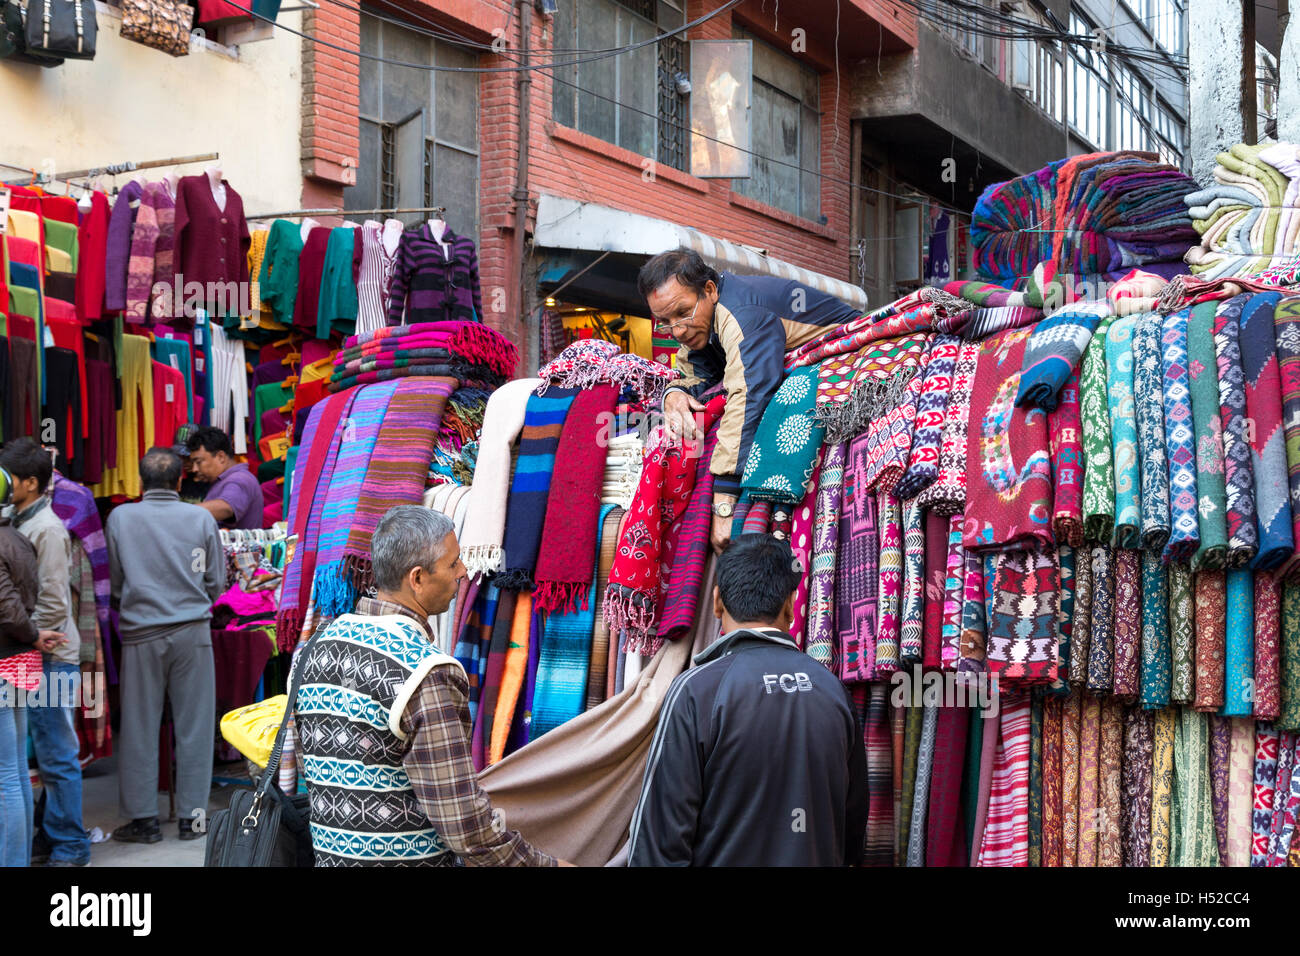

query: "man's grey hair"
(371, 506), (455, 591)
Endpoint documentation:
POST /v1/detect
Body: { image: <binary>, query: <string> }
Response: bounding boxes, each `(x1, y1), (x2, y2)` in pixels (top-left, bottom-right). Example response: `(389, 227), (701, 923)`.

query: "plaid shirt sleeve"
(400, 665), (557, 867)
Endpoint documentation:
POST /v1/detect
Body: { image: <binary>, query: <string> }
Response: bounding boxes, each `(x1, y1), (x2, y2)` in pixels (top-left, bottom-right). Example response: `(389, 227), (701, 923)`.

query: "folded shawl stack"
(331, 319), (519, 392)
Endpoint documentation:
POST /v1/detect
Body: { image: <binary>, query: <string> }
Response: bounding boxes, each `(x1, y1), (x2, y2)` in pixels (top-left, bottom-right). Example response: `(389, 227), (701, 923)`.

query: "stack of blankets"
(972, 150), (1198, 283)
(329, 319), (519, 392)
(601, 432), (644, 509)
(1184, 142), (1300, 281)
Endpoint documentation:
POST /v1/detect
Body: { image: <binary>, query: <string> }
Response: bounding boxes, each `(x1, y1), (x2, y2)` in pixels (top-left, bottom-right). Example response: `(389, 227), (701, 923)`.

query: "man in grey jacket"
(0, 438), (87, 866)
(106, 447), (226, 845)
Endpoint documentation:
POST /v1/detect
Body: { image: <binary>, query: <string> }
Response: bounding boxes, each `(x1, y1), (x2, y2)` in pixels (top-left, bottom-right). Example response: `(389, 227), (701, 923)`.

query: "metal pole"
(514, 0), (534, 374)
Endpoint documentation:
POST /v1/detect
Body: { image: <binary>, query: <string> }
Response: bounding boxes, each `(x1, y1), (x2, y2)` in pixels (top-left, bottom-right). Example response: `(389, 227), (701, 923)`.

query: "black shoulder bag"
(204, 630), (322, 868)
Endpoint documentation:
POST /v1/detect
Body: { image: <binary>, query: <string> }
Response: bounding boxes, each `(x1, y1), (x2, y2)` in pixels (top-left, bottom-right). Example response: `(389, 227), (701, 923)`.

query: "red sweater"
(173, 176), (250, 317)
(75, 191), (110, 324)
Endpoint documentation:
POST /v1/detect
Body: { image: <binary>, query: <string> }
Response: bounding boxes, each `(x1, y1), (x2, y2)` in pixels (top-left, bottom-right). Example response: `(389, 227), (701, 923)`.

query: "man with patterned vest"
(295, 505), (559, 866)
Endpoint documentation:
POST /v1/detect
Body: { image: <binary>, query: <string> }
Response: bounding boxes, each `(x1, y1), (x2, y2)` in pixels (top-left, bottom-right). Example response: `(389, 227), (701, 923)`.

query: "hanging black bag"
(203, 629), (320, 868)
(0, 0), (62, 65)
(23, 0), (95, 60)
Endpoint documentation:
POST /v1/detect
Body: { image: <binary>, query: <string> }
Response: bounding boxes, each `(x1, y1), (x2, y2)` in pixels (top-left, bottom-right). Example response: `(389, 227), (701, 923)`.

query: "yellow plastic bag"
(220, 695), (288, 768)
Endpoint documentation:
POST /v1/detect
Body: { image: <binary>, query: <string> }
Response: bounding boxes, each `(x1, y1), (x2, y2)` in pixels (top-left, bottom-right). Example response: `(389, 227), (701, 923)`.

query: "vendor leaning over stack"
(640, 249), (860, 552)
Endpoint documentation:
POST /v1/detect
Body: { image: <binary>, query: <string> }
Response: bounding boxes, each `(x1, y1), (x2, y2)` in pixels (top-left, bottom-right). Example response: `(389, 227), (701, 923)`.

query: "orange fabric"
(489, 593), (532, 766)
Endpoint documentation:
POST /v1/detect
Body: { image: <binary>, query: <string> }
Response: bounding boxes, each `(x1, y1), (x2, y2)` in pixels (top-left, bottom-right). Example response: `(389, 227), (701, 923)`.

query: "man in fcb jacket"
(627, 534), (868, 867)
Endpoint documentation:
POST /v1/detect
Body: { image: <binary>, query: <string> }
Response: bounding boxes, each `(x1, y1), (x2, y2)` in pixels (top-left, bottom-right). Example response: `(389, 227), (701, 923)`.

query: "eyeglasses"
(651, 297), (700, 336)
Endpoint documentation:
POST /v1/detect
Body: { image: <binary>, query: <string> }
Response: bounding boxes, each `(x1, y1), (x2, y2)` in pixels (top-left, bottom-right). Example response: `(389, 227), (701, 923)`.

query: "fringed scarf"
(311, 381), (398, 617)
(1133, 311), (1171, 551)
(1080, 314), (1117, 542)
(915, 340), (980, 515)
(896, 333), (961, 498)
(837, 439), (878, 682)
(741, 366), (824, 504)
(657, 404), (724, 642)
(1239, 292), (1294, 569)
(786, 298), (958, 372)
(276, 389), (355, 650)
(1213, 294), (1260, 566)
(861, 358), (926, 494)
(1047, 368), (1085, 547)
(1105, 315), (1142, 548)
(816, 333), (928, 445)
(532, 384), (621, 615)
(1015, 301), (1114, 411)
(961, 304), (1043, 341)
(343, 319), (519, 378)
(603, 396), (726, 655)
(459, 378), (543, 579)
(962, 326), (1054, 550)
(498, 387), (580, 590)
(1272, 298), (1300, 579)
(805, 442), (844, 672)
(1160, 308), (1200, 563)
(1188, 301), (1229, 569)
(535, 338), (680, 407)
(983, 547), (1059, 685)
(341, 377), (456, 591)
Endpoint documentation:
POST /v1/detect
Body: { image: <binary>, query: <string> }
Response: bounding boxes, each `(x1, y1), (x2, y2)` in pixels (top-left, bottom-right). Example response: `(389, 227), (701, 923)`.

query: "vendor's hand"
(662, 390), (706, 447)
(711, 511), (733, 554)
(35, 630), (66, 654)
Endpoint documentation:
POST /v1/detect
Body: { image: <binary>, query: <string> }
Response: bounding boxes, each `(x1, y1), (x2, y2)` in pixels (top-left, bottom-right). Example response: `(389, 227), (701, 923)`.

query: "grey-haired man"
(294, 505), (566, 866)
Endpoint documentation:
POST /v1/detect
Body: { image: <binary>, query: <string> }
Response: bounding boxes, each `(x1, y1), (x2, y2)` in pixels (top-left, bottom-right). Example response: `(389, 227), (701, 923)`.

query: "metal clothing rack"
(245, 205), (447, 221)
(220, 527), (286, 548)
(2, 152), (221, 187)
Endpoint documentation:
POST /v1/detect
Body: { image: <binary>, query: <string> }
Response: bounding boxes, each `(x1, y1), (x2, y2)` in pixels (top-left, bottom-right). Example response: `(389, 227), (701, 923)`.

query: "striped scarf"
(342, 377), (457, 591)
(530, 503), (617, 739)
(498, 387), (580, 591)
(976, 690), (1031, 866)
(312, 381), (398, 617)
(532, 384), (621, 615)
(459, 378), (543, 579)
(343, 319), (519, 378)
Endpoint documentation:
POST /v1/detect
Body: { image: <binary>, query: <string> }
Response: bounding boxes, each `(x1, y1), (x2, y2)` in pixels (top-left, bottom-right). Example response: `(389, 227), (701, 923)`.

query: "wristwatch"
(712, 500), (734, 518)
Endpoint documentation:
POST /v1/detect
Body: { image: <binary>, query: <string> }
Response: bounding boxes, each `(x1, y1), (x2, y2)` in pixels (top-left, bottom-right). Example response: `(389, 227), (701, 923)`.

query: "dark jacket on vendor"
(663, 272), (859, 495)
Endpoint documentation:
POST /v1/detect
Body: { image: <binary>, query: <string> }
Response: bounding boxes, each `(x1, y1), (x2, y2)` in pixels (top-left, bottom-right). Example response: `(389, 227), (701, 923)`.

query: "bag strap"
(249, 622), (326, 804)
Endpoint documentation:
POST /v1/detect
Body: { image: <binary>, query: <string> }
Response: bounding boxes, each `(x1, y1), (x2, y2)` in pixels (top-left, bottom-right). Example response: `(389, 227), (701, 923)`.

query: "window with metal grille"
(349, 8), (481, 237)
(552, 0), (686, 169)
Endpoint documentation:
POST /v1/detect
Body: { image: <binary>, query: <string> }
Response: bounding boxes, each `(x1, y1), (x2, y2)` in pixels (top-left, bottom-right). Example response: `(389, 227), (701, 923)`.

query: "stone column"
(1188, 0), (1255, 182)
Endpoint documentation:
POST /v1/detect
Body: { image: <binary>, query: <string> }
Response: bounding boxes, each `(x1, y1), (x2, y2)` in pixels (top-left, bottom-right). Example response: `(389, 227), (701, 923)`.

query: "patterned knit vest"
(295, 613), (464, 866)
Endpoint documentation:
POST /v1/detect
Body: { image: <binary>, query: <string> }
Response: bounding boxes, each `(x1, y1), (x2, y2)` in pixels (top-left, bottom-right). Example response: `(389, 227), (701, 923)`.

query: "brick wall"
(303, 0), (901, 363)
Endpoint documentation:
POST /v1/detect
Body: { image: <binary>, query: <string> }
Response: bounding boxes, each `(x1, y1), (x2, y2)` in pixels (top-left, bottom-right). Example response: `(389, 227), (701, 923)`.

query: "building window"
(1068, 10), (1108, 150)
(552, 0), (687, 170)
(730, 25), (821, 221)
(1150, 0), (1183, 54)
(350, 9), (480, 238)
(1154, 96), (1185, 167)
(1113, 61), (1152, 152)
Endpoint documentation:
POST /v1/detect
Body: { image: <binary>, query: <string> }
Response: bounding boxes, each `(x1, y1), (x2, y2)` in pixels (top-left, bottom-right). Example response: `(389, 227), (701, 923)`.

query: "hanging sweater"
(316, 226), (359, 338)
(75, 190), (110, 323)
(126, 182), (177, 323)
(293, 226), (329, 333)
(104, 181), (145, 313)
(356, 220), (400, 336)
(173, 175), (250, 316)
(258, 219), (303, 326)
(386, 225), (483, 326)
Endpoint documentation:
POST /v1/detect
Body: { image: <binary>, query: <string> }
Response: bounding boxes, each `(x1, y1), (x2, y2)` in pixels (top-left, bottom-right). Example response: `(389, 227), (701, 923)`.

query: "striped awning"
(533, 194), (869, 311)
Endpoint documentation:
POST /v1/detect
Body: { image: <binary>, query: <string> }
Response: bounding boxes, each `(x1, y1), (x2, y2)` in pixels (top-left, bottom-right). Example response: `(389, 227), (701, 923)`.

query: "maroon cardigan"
(173, 175), (250, 318)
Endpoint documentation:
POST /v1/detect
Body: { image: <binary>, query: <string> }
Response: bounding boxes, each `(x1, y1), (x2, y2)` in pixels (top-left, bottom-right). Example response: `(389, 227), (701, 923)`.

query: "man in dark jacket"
(0, 465), (65, 868)
(627, 534), (868, 867)
(639, 249), (860, 551)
